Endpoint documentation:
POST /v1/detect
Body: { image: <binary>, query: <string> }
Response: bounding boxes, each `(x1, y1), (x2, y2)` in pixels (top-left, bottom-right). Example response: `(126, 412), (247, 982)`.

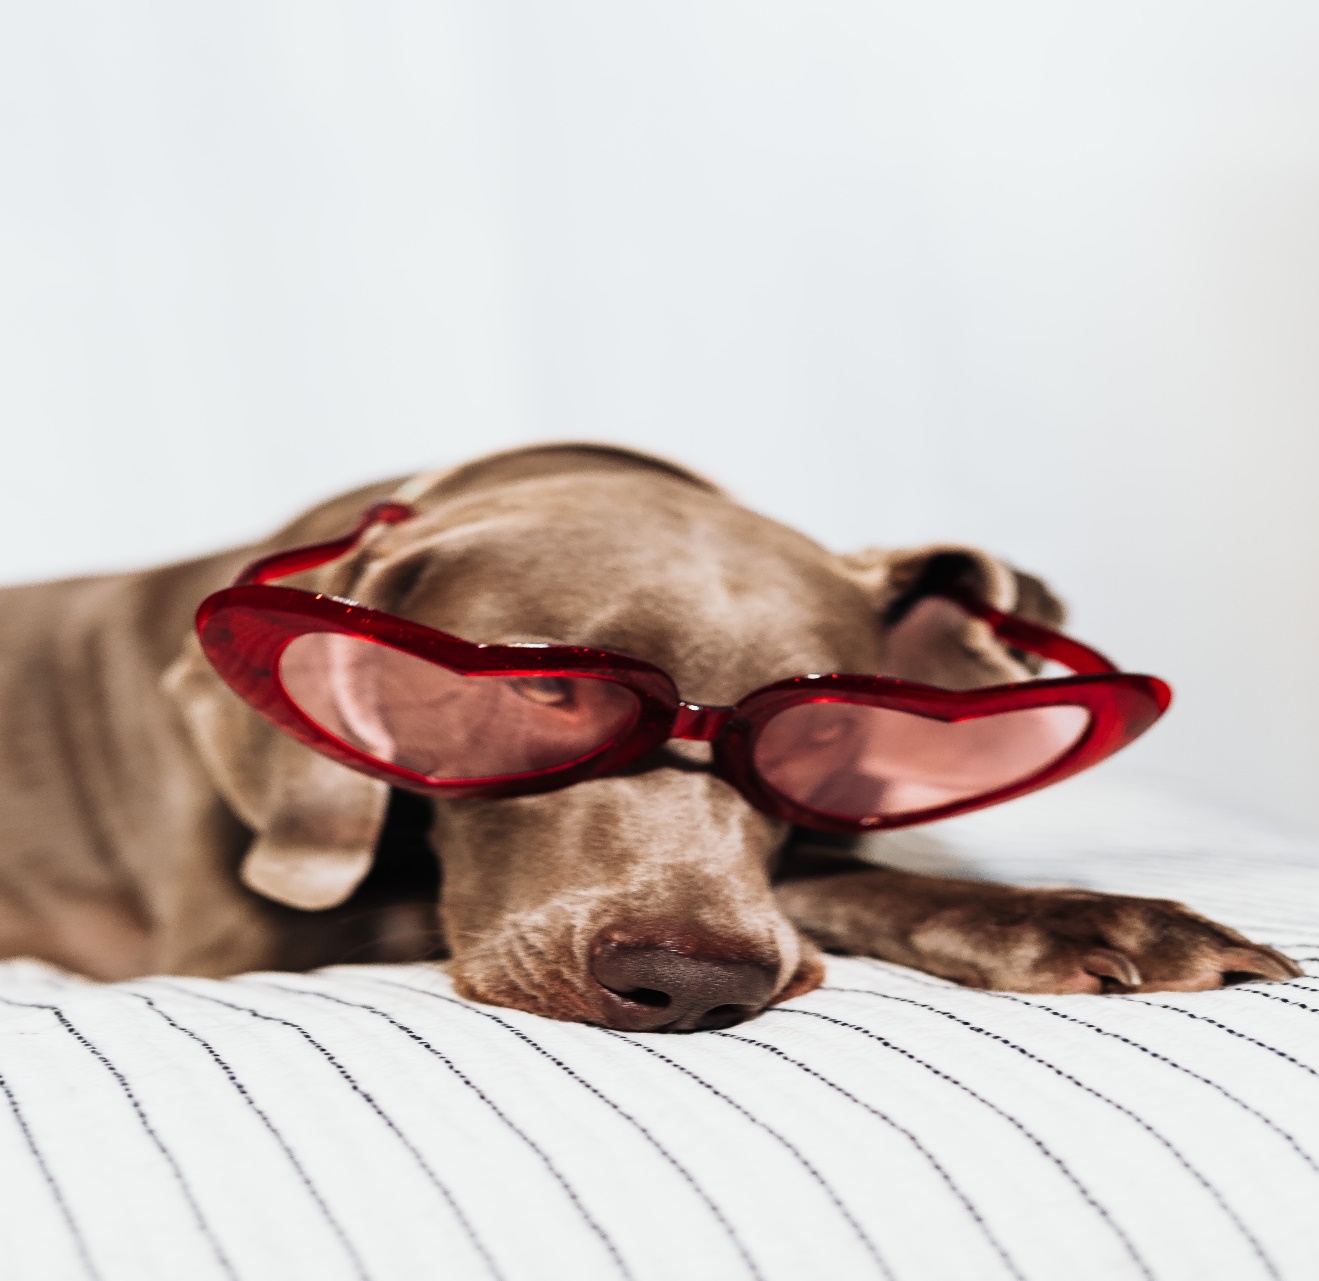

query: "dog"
(0, 443), (1298, 1030)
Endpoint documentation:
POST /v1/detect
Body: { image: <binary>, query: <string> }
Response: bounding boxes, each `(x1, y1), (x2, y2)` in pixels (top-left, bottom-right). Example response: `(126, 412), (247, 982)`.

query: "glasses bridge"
(672, 702), (733, 741)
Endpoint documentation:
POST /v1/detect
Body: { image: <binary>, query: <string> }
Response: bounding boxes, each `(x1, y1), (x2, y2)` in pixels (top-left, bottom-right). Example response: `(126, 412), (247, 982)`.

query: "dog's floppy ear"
(158, 481), (457, 910)
(842, 544), (1066, 688)
(162, 633), (391, 910)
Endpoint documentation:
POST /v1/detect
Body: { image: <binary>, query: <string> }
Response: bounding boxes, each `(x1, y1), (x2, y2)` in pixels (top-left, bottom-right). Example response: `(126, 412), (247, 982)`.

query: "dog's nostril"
(616, 987), (671, 1009)
(696, 1004), (753, 1030)
(590, 937), (777, 1032)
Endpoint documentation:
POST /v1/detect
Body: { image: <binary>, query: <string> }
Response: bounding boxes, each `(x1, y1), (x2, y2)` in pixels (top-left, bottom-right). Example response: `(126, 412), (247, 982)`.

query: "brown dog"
(0, 444), (1298, 1029)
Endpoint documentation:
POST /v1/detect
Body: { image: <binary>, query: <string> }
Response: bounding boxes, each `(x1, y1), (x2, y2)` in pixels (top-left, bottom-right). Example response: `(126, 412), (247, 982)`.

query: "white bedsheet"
(2, 775), (1317, 1281)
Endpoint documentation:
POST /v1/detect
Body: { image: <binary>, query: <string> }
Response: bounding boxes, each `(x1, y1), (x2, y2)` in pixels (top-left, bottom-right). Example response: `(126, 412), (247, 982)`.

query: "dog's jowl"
(0, 444), (1297, 1027)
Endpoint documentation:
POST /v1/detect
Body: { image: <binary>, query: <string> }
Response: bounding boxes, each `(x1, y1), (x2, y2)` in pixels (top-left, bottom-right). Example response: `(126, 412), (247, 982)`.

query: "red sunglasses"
(195, 502), (1171, 835)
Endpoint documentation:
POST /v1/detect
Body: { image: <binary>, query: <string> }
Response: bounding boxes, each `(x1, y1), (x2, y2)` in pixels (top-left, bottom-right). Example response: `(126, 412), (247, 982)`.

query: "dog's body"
(0, 445), (1296, 1028)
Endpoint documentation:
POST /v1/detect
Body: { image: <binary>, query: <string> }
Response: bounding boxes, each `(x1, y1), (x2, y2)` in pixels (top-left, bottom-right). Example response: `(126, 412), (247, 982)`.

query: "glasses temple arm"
(232, 512), (1119, 677)
(937, 587), (1118, 676)
(233, 502), (416, 588)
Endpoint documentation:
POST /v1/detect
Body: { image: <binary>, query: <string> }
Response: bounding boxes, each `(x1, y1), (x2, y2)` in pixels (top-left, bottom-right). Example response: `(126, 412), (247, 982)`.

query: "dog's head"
(165, 444), (1061, 1029)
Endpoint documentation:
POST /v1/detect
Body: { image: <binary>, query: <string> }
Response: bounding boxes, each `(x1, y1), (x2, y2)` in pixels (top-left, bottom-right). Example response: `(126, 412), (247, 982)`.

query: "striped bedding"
(2, 775), (1317, 1281)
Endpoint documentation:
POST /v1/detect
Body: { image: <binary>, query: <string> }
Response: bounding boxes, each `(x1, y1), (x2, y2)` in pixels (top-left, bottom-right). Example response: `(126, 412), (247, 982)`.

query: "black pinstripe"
(154, 982), (503, 1281)
(770, 1005), (1153, 1280)
(248, 980), (634, 1281)
(825, 978), (1283, 1280)
(979, 991), (1319, 1178)
(855, 964), (1319, 1178)
(715, 1028), (1026, 1281)
(598, 1027), (895, 1281)
(357, 974), (767, 1281)
(0, 1067), (103, 1281)
(1121, 995), (1319, 1082)
(129, 991), (372, 1281)
(1236, 982), (1319, 1025)
(0, 995), (238, 1281)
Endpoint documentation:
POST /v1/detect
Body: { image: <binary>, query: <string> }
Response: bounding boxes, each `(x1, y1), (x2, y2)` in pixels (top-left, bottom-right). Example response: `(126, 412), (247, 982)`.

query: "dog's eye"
(507, 676), (575, 708)
(802, 715), (856, 747)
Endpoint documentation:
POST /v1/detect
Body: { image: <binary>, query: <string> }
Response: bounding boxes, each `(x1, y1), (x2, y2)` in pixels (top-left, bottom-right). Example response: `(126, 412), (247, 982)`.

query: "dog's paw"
(909, 888), (1301, 994)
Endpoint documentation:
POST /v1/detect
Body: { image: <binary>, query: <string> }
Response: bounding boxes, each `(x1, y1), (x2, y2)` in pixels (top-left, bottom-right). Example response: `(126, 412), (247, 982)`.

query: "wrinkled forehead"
(352, 474), (884, 699)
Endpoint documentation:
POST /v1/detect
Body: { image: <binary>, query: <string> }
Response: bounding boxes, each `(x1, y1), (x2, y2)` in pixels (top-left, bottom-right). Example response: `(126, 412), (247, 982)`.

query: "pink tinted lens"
(279, 633), (639, 781)
(753, 700), (1091, 821)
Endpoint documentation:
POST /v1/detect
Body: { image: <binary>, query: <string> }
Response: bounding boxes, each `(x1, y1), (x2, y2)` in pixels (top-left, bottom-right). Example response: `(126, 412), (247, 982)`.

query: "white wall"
(3, 3), (1318, 826)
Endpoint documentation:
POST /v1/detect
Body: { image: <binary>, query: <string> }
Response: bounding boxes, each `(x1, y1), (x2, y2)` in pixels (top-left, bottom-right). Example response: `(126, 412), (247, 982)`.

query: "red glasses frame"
(195, 502), (1172, 834)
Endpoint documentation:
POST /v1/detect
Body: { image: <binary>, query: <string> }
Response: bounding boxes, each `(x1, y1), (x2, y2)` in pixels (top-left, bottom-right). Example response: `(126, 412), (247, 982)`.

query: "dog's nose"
(590, 938), (778, 1032)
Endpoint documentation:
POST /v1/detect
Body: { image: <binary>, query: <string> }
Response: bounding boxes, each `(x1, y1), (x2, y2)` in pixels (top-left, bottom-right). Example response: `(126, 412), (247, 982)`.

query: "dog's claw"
(1217, 945), (1303, 983)
(1081, 947), (1142, 992)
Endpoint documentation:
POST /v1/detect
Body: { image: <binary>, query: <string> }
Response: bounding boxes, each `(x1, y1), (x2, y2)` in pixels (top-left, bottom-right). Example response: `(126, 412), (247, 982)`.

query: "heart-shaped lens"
(752, 700), (1091, 821)
(279, 633), (639, 782)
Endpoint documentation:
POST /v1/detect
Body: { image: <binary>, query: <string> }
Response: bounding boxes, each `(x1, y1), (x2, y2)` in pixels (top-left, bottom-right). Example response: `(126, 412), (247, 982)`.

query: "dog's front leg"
(775, 868), (1300, 993)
